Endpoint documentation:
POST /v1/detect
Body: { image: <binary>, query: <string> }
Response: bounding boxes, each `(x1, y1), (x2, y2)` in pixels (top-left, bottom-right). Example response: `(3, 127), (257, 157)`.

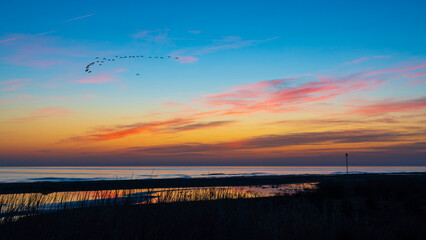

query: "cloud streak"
(131, 29), (170, 44)
(190, 60), (426, 117)
(61, 13), (96, 23)
(0, 37), (21, 43)
(170, 36), (278, 63)
(126, 129), (423, 155)
(67, 119), (235, 142)
(75, 69), (125, 84)
(0, 79), (29, 91)
(349, 97), (426, 115)
(14, 106), (73, 122)
(344, 56), (391, 64)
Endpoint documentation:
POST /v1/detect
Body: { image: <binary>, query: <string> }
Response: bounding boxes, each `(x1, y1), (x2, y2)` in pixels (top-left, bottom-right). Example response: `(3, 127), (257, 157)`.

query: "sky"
(0, 0), (425, 166)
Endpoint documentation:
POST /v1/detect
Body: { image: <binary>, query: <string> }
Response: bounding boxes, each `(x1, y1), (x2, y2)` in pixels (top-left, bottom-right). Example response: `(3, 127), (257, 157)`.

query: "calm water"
(0, 166), (425, 183)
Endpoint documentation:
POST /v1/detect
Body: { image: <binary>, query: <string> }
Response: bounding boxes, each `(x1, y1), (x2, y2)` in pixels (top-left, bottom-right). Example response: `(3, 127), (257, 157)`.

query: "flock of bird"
(84, 55), (180, 76)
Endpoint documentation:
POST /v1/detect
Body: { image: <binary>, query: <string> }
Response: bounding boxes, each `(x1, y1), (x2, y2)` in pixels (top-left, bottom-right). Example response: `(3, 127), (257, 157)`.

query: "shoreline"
(1, 172), (425, 194)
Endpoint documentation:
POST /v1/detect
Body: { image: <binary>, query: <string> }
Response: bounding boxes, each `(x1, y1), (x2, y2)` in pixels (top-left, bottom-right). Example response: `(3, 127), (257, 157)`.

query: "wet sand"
(1, 172), (425, 194)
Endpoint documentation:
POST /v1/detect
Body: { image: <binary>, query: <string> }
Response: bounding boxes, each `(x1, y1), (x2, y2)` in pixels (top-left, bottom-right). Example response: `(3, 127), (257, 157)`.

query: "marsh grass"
(1, 177), (424, 240)
(0, 185), (273, 223)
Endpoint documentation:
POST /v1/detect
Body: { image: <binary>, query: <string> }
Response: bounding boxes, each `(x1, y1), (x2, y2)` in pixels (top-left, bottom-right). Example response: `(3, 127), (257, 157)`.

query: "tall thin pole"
(345, 153), (348, 174)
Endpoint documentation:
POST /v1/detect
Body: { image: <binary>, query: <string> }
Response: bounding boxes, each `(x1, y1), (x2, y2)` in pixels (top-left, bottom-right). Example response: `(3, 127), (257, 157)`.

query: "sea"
(0, 166), (425, 183)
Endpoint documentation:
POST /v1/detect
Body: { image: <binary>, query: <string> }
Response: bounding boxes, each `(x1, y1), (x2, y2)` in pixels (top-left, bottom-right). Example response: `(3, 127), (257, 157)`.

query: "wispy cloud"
(273, 117), (399, 126)
(75, 69), (125, 84)
(0, 79), (30, 91)
(170, 36), (278, 63)
(0, 36), (21, 43)
(0, 34), (91, 68)
(131, 29), (170, 44)
(349, 97), (426, 115)
(67, 118), (195, 141)
(176, 56), (198, 63)
(66, 119), (235, 142)
(0, 30), (59, 45)
(61, 13), (96, 23)
(14, 106), (73, 122)
(344, 56), (391, 64)
(188, 30), (201, 34)
(126, 129), (423, 155)
(189, 60), (426, 117)
(0, 95), (35, 104)
(170, 120), (235, 132)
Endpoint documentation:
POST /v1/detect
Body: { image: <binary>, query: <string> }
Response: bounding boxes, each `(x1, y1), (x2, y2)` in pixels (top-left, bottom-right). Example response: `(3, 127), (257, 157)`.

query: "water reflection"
(0, 183), (317, 220)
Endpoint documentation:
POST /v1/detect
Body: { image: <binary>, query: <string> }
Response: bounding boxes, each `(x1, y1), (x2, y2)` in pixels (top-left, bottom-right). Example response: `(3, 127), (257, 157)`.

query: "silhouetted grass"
(0, 175), (425, 240)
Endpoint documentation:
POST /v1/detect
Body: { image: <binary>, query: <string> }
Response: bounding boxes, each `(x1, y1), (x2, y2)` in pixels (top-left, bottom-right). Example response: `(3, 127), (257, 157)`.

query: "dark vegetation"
(1, 174), (425, 240)
(0, 173), (414, 194)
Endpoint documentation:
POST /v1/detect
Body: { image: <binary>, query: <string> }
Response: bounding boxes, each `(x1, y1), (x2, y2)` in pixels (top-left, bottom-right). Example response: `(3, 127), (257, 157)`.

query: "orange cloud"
(126, 129), (424, 155)
(66, 119), (236, 142)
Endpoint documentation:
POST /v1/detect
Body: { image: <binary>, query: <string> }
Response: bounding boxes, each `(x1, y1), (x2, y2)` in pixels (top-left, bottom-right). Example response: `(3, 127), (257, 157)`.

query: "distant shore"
(1, 172), (425, 194)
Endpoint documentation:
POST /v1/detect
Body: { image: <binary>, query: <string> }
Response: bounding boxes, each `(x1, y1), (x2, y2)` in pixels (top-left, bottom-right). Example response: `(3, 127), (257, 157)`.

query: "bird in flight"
(86, 54), (178, 74)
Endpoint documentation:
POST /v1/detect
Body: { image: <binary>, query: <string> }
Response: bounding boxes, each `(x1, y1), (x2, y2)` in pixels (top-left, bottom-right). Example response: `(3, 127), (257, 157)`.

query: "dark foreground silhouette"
(1, 174), (425, 240)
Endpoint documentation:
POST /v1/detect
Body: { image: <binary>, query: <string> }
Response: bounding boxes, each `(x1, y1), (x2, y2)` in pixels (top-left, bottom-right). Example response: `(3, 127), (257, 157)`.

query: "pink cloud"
(14, 106), (74, 122)
(0, 30), (58, 45)
(192, 60), (426, 117)
(407, 79), (426, 86)
(345, 56), (391, 64)
(75, 69), (124, 84)
(163, 102), (187, 107)
(0, 79), (29, 91)
(131, 29), (170, 43)
(177, 56), (198, 63)
(76, 74), (115, 84)
(349, 97), (426, 115)
(0, 37), (21, 43)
